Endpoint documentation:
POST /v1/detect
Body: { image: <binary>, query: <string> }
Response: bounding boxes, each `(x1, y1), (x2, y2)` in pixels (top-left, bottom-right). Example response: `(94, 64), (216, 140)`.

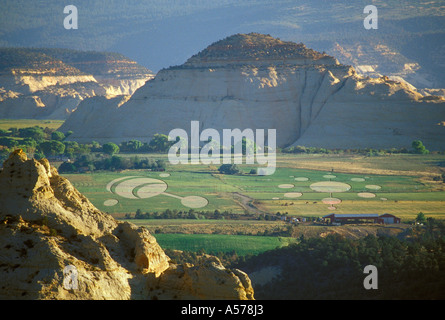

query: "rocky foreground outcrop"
(61, 33), (445, 150)
(0, 150), (254, 300)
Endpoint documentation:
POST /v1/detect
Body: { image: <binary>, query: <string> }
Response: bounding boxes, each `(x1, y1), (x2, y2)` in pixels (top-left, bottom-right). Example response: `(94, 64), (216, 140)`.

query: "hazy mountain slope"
(1, 0), (444, 88)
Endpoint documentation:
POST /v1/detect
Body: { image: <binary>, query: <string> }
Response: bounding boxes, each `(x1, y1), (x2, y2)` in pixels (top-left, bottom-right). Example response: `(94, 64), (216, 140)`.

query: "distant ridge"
(0, 47), (153, 78)
(188, 33), (332, 62)
(0, 47), (155, 119)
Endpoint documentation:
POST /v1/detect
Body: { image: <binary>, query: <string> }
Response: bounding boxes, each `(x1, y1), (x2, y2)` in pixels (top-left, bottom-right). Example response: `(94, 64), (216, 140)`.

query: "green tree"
(121, 139), (143, 152)
(218, 163), (241, 175)
(38, 140), (65, 157)
(412, 140), (429, 154)
(58, 162), (77, 173)
(18, 126), (45, 142)
(102, 142), (120, 155)
(51, 131), (65, 141)
(148, 134), (174, 152)
(0, 137), (19, 148)
(33, 151), (45, 160)
(22, 137), (37, 148)
(416, 212), (427, 224)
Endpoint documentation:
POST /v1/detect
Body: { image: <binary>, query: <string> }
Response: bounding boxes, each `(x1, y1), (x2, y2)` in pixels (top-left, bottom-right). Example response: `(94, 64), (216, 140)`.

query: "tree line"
(283, 140), (434, 156)
(0, 126), (175, 169)
(58, 154), (166, 173)
(126, 208), (253, 221)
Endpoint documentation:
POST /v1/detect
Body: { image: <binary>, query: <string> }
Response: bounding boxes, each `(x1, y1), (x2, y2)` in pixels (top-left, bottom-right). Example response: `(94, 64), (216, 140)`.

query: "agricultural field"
(61, 152), (445, 222)
(149, 233), (298, 256)
(0, 119), (64, 130)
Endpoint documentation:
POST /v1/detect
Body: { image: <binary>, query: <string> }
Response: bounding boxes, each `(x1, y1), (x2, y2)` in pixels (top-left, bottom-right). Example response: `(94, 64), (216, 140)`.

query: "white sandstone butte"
(60, 33), (445, 150)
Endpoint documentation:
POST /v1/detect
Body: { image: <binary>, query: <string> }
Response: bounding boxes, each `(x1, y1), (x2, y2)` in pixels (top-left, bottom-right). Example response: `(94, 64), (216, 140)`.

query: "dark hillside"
(233, 219), (445, 299)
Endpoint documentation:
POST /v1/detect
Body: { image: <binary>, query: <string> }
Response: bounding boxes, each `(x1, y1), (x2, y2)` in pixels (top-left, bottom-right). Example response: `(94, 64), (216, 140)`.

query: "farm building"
(323, 213), (400, 225)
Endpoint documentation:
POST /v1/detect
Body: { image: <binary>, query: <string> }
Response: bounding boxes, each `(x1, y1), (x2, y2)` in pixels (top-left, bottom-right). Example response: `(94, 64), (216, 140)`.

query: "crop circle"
(284, 192), (303, 198)
(181, 196), (209, 208)
(278, 184), (294, 189)
(322, 197), (342, 205)
(310, 181), (351, 193)
(103, 199), (119, 206)
(357, 192), (376, 198)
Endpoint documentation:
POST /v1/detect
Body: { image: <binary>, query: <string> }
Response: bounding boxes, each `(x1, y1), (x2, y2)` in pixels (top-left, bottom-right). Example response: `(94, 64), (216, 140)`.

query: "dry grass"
(277, 153), (445, 178)
(262, 199), (445, 220)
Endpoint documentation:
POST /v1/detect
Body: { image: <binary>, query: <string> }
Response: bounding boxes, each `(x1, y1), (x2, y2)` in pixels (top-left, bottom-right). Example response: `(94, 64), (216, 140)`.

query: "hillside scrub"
(233, 218), (445, 299)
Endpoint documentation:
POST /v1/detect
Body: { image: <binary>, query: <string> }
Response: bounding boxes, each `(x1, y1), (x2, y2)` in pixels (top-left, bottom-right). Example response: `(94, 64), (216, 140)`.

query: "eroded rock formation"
(60, 33), (445, 150)
(0, 48), (154, 119)
(0, 149), (254, 300)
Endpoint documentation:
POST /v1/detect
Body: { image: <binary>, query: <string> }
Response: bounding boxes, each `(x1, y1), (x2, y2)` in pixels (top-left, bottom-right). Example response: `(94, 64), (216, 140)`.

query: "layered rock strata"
(61, 33), (445, 150)
(0, 48), (154, 119)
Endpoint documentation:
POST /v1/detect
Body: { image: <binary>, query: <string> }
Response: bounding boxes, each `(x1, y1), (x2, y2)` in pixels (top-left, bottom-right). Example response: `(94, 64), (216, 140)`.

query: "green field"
(61, 153), (445, 222)
(0, 119), (64, 130)
(151, 233), (298, 256)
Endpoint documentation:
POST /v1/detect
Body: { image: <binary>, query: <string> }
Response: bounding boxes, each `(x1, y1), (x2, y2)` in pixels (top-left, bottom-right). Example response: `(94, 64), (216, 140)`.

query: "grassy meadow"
(61, 152), (445, 222)
(151, 233), (298, 256)
(0, 119), (64, 130)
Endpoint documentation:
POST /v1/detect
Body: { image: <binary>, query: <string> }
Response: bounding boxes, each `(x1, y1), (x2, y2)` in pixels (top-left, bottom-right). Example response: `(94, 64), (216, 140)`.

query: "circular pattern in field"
(105, 176), (209, 208)
(106, 176), (138, 192)
(103, 199), (119, 206)
(114, 178), (168, 199)
(181, 196), (208, 209)
(357, 192), (376, 198)
(365, 185), (382, 190)
(159, 173), (170, 178)
(310, 181), (351, 193)
(322, 197), (342, 205)
(351, 178), (366, 182)
(284, 192), (303, 198)
(278, 184), (294, 189)
(294, 177), (309, 182)
(323, 175), (336, 179)
(136, 181), (169, 199)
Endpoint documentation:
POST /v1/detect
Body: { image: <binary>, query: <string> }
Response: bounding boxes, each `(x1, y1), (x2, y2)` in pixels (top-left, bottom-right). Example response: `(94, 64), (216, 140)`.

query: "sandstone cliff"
(0, 149), (254, 300)
(60, 33), (445, 150)
(0, 48), (154, 119)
